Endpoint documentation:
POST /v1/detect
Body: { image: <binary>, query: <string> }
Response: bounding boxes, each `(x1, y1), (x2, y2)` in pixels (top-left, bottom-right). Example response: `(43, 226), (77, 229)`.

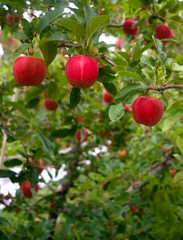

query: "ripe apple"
(6, 13), (13, 25)
(49, 201), (56, 208)
(123, 19), (139, 36)
(13, 57), (46, 86)
(128, 52), (132, 57)
(113, 7), (119, 11)
(117, 149), (127, 158)
(139, 209), (145, 215)
(132, 96), (164, 126)
(44, 98), (58, 111)
(125, 104), (131, 112)
(21, 181), (39, 198)
(102, 91), (113, 103)
(65, 55), (99, 89)
(155, 25), (174, 43)
(32, 158), (44, 175)
(130, 206), (136, 213)
(76, 116), (85, 122)
(115, 39), (124, 50)
(9, 38), (16, 44)
(170, 169), (176, 178)
(75, 128), (89, 143)
(162, 146), (168, 152)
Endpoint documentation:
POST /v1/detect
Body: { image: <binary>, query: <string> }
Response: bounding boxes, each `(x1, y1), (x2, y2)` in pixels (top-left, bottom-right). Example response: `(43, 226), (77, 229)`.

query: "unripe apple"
(21, 181), (39, 198)
(13, 57), (46, 86)
(32, 158), (44, 175)
(44, 98), (58, 111)
(6, 13), (13, 25)
(102, 91), (113, 103)
(65, 55), (99, 89)
(75, 128), (89, 143)
(123, 19), (139, 36)
(132, 96), (164, 126)
(170, 169), (176, 178)
(117, 149), (127, 158)
(49, 201), (56, 208)
(115, 39), (124, 50)
(125, 104), (131, 112)
(155, 25), (173, 43)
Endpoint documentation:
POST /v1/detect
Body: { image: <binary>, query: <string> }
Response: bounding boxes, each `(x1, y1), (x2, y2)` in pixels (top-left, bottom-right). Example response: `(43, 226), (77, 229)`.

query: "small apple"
(9, 38), (16, 44)
(162, 146), (168, 152)
(123, 19), (139, 36)
(13, 56), (46, 86)
(155, 25), (174, 43)
(132, 96), (164, 126)
(113, 7), (119, 11)
(128, 52), (132, 57)
(65, 55), (99, 89)
(125, 104), (131, 112)
(102, 91), (113, 103)
(117, 149), (127, 158)
(14, 16), (20, 24)
(6, 13), (13, 25)
(139, 209), (145, 215)
(115, 39), (124, 50)
(49, 201), (56, 208)
(130, 206), (136, 214)
(100, 132), (111, 138)
(75, 128), (89, 143)
(170, 169), (176, 178)
(44, 98), (58, 111)
(76, 116), (85, 122)
(32, 158), (44, 175)
(21, 181), (39, 198)
(55, 138), (61, 143)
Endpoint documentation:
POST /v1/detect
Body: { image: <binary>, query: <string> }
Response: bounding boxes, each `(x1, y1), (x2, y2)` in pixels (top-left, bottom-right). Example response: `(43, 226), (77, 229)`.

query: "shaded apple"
(21, 181), (39, 198)
(123, 19), (139, 36)
(44, 98), (58, 111)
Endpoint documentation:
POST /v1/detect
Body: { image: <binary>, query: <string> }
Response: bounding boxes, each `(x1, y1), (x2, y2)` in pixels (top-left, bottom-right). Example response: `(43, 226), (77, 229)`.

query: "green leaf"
(37, 133), (54, 154)
(39, 38), (58, 66)
(117, 71), (141, 81)
(47, 82), (60, 101)
(176, 136), (183, 156)
(141, 42), (155, 53)
(5, 43), (30, 61)
(5, 101), (31, 120)
(51, 126), (77, 138)
(70, 88), (81, 108)
(131, 42), (142, 61)
(118, 52), (130, 62)
(48, 32), (69, 41)
(84, 4), (98, 22)
(109, 103), (124, 122)
(174, 171), (183, 184)
(4, 159), (22, 168)
(86, 15), (111, 46)
(115, 84), (148, 103)
(97, 67), (116, 83)
(29, 167), (39, 187)
(162, 102), (183, 132)
(103, 82), (117, 96)
(37, 5), (66, 34)
(21, 18), (33, 41)
(0, 170), (16, 178)
(55, 18), (86, 41)
(0, 0), (26, 8)
(0, 217), (10, 226)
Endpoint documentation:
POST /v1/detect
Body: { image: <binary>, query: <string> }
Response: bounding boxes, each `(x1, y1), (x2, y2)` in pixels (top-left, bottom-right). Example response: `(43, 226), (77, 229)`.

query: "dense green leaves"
(5, 101), (31, 120)
(70, 88), (81, 108)
(0, 170), (16, 178)
(4, 159), (22, 168)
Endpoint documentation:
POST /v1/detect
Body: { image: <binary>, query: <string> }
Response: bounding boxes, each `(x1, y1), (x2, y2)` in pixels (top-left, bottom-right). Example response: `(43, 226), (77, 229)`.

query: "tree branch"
(108, 23), (123, 27)
(101, 55), (117, 67)
(57, 42), (81, 48)
(148, 85), (183, 91)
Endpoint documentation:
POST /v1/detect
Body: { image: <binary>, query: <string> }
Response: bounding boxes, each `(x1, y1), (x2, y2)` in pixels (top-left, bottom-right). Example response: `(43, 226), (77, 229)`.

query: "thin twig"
(148, 85), (183, 91)
(57, 42), (81, 48)
(101, 55), (117, 67)
(108, 23), (123, 27)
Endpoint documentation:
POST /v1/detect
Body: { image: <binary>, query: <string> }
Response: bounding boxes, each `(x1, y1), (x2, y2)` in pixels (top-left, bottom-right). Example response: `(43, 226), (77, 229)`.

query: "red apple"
(132, 96), (164, 126)
(49, 201), (56, 208)
(125, 104), (131, 112)
(139, 209), (145, 215)
(14, 16), (20, 24)
(170, 169), (176, 178)
(115, 39), (124, 50)
(21, 181), (39, 198)
(113, 7), (119, 11)
(162, 146), (168, 152)
(128, 52), (132, 57)
(75, 128), (89, 143)
(102, 91), (113, 103)
(65, 55), (99, 89)
(13, 57), (46, 86)
(6, 13), (13, 25)
(9, 38), (16, 44)
(100, 132), (111, 138)
(123, 19), (139, 36)
(117, 149), (127, 158)
(155, 25), (174, 43)
(44, 98), (58, 111)
(55, 138), (61, 143)
(130, 206), (136, 213)
(32, 158), (44, 175)
(76, 116), (85, 122)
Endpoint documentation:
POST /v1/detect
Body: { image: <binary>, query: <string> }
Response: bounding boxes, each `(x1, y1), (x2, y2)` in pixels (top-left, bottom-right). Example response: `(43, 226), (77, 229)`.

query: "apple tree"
(1, 0), (183, 239)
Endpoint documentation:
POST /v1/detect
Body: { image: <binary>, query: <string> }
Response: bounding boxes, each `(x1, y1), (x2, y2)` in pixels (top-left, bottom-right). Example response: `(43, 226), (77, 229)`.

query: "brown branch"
(101, 55), (117, 67)
(126, 152), (174, 193)
(57, 42), (81, 48)
(108, 23), (123, 27)
(148, 85), (183, 91)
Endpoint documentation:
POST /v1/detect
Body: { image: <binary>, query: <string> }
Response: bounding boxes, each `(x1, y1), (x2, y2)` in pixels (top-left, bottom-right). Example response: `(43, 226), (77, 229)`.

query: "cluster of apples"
(6, 13), (20, 25)
(21, 158), (44, 198)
